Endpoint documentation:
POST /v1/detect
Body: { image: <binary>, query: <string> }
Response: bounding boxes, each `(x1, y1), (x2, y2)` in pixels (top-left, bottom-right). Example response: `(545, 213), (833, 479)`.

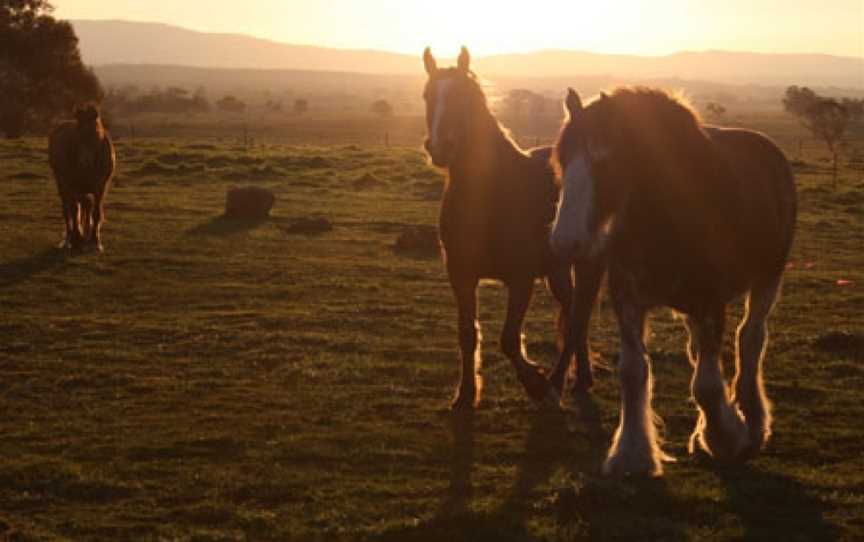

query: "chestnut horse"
(551, 87), (796, 476)
(423, 47), (604, 410)
(49, 103), (116, 253)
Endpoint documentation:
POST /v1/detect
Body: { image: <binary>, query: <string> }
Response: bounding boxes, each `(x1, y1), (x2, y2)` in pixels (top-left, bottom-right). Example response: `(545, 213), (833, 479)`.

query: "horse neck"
(449, 105), (524, 184)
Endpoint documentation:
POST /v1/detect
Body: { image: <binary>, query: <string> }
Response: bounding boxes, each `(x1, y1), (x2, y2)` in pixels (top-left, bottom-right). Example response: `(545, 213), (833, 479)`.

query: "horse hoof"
(603, 449), (664, 478)
(540, 388), (563, 410)
(571, 375), (594, 396)
(691, 411), (750, 463)
(522, 372), (551, 403)
(450, 387), (478, 412)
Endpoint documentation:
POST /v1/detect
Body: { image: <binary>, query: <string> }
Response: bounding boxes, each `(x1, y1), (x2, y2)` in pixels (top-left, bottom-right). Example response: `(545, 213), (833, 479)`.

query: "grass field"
(0, 115), (862, 540)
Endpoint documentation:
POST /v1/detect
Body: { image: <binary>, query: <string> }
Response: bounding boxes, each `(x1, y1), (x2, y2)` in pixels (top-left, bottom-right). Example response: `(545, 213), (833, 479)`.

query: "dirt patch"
(7, 171), (43, 180)
(281, 217), (333, 235)
(393, 225), (439, 258)
(137, 160), (174, 176)
(353, 173), (386, 190)
(812, 330), (864, 357)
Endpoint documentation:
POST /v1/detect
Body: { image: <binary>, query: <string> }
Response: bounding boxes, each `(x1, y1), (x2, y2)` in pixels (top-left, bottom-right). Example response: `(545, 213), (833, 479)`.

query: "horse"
(48, 103), (116, 253)
(422, 47), (605, 410)
(550, 87), (797, 476)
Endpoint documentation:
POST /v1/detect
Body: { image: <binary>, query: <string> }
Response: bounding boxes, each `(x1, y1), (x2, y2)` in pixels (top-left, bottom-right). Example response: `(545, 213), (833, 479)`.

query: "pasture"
(0, 116), (862, 540)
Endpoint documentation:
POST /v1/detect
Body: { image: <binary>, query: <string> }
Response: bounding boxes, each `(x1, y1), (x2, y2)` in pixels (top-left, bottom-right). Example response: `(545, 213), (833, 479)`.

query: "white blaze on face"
(550, 153), (595, 259)
(429, 78), (454, 152)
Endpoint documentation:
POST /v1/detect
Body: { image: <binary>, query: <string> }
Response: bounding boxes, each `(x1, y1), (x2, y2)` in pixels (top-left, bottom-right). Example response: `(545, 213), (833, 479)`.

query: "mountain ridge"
(72, 19), (864, 88)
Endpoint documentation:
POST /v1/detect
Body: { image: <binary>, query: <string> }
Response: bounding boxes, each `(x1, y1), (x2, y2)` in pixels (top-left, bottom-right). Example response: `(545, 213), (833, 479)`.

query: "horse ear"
(565, 88), (583, 117)
(423, 47), (437, 75)
(457, 46), (470, 73)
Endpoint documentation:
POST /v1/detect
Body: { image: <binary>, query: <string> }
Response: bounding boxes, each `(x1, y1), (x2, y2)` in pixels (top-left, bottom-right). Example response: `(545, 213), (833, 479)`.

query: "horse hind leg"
(604, 302), (670, 477)
(731, 274), (782, 458)
(687, 306), (750, 461)
(80, 195), (95, 249)
(500, 278), (550, 404)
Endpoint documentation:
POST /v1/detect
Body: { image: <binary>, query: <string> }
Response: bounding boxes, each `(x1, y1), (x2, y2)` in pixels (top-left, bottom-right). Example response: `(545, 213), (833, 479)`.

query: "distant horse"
(49, 103), (116, 252)
(422, 47), (604, 410)
(550, 87), (797, 476)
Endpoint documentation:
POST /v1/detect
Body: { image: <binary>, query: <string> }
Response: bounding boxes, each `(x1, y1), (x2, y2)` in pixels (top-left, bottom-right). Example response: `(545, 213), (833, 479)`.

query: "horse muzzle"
(424, 139), (455, 168)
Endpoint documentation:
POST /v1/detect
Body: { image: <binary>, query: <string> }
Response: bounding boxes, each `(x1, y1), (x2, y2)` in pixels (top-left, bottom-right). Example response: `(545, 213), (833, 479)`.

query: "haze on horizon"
(55, 0), (863, 59)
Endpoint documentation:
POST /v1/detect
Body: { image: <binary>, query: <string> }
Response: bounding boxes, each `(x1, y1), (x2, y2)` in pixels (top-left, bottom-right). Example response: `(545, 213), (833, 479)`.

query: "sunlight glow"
(55, 0), (863, 58)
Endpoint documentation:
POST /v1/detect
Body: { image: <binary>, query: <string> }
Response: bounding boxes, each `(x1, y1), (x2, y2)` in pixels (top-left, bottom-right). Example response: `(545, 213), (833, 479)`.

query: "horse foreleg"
(687, 306), (749, 461)
(604, 292), (669, 477)
(58, 195), (74, 249)
(731, 274), (782, 459)
(546, 265), (573, 401)
(501, 278), (549, 403)
(450, 274), (481, 411)
(91, 191), (106, 252)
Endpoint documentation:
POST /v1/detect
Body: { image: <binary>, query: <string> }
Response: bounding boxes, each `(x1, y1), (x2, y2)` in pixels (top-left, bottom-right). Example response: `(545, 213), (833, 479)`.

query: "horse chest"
(439, 186), (547, 279)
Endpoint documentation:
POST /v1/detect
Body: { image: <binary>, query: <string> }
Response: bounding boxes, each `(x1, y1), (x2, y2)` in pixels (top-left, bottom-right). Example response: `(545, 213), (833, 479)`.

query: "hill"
(72, 20), (864, 88)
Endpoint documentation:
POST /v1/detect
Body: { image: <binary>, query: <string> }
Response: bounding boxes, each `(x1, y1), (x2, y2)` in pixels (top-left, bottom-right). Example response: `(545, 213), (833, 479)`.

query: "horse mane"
(432, 67), (528, 161)
(74, 102), (106, 140)
(576, 86), (714, 182)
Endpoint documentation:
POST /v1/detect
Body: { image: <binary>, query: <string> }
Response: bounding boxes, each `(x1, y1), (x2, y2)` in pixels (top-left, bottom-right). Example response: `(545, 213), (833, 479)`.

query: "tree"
(783, 86), (850, 187)
(500, 89), (544, 120)
(783, 86), (818, 117)
(705, 102), (726, 119)
(369, 99), (393, 117)
(216, 95), (246, 114)
(265, 99), (283, 113)
(0, 0), (103, 137)
(293, 98), (308, 115)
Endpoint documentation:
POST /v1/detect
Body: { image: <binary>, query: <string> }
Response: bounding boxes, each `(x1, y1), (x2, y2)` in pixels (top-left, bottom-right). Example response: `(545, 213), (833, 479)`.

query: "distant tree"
(103, 85), (209, 116)
(265, 99), (283, 113)
(705, 101), (727, 119)
(293, 98), (309, 115)
(841, 98), (864, 123)
(216, 95), (246, 114)
(370, 99), (393, 117)
(500, 89), (544, 119)
(783, 86), (819, 117)
(0, 0), (103, 137)
(784, 86), (850, 187)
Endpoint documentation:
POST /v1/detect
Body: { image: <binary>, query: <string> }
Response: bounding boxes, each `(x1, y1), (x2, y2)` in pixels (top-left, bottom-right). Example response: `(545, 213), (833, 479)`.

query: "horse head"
(421, 46), (479, 168)
(550, 89), (622, 261)
(74, 103), (105, 169)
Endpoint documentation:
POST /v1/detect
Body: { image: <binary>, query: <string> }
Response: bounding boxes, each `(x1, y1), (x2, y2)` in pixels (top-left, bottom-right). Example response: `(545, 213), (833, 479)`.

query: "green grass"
(0, 119), (862, 541)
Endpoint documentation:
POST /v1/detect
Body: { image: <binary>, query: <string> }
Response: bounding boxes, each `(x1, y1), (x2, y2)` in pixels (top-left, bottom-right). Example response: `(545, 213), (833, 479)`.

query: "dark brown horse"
(551, 87), (797, 476)
(423, 47), (604, 410)
(49, 103), (116, 253)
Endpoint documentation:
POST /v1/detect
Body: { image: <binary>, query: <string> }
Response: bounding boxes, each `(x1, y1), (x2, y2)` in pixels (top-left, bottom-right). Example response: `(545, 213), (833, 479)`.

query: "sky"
(54, 0), (863, 58)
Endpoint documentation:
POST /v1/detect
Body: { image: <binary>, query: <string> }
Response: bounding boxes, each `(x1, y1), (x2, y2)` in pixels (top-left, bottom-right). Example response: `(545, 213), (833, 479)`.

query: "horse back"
(705, 127), (797, 274)
(440, 146), (559, 281)
(49, 122), (116, 197)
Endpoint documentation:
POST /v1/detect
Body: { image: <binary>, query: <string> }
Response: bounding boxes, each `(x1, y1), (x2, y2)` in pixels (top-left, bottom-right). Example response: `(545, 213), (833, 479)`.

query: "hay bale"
(353, 173), (386, 191)
(394, 225), (439, 257)
(224, 186), (275, 219)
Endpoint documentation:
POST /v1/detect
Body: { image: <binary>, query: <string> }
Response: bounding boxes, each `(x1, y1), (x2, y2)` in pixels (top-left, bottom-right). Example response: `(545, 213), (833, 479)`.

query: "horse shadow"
(0, 248), (66, 289)
(371, 394), (612, 541)
(706, 461), (840, 541)
(184, 215), (269, 237)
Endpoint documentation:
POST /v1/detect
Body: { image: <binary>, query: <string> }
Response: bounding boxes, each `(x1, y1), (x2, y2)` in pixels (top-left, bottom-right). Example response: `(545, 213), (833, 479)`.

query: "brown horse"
(49, 103), (116, 253)
(551, 87), (797, 476)
(423, 47), (604, 410)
